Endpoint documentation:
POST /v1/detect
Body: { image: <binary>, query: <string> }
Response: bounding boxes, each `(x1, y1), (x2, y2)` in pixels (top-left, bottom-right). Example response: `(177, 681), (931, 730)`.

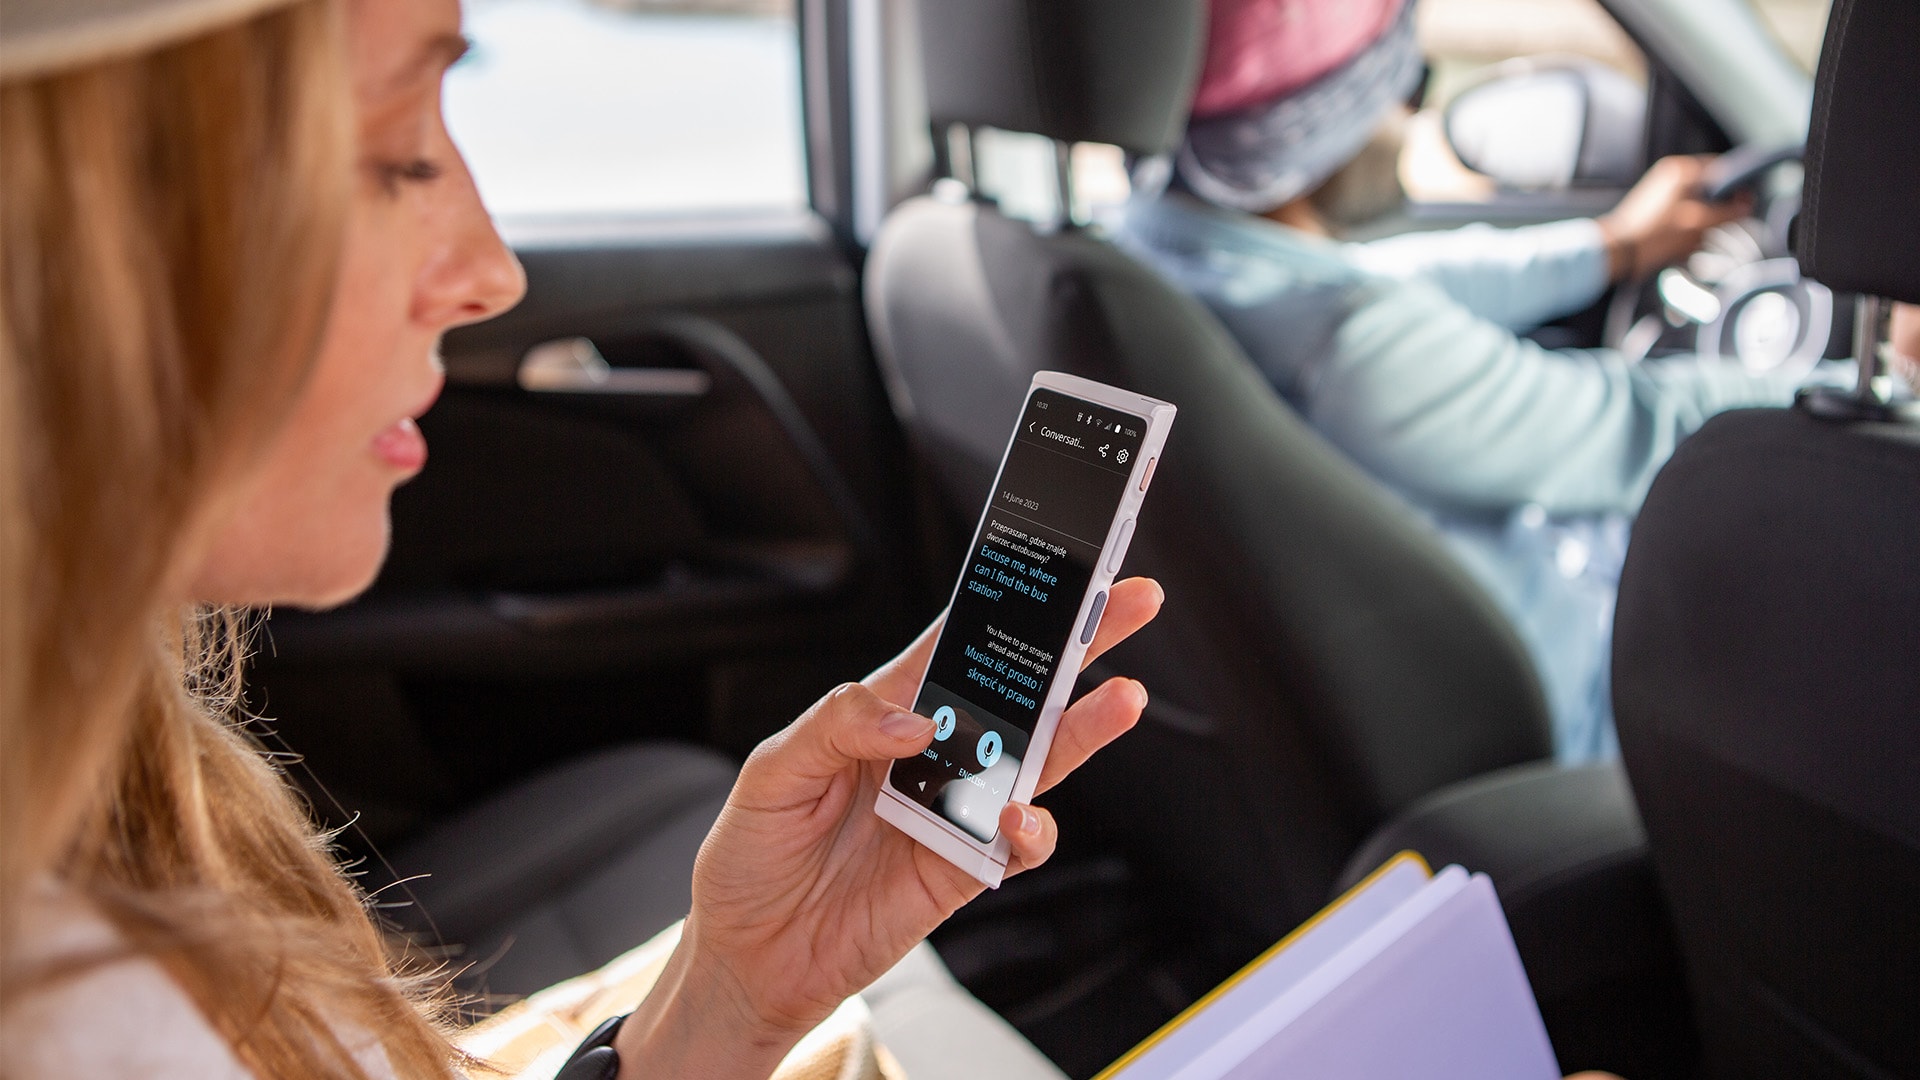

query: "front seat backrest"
(1794, 0), (1920, 305)
(868, 0), (1551, 937)
(1614, 0), (1920, 1076)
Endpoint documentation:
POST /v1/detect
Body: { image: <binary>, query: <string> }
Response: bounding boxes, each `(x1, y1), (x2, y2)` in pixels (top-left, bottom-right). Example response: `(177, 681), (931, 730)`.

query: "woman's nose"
(455, 220), (527, 326)
(416, 164), (528, 329)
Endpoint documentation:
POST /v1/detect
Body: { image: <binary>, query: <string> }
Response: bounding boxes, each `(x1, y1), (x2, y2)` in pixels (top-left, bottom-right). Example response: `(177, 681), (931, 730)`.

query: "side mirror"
(1444, 58), (1646, 190)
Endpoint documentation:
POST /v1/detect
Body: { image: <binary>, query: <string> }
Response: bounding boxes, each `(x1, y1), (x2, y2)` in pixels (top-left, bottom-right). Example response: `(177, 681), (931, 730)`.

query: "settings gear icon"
(1115, 448), (1131, 465)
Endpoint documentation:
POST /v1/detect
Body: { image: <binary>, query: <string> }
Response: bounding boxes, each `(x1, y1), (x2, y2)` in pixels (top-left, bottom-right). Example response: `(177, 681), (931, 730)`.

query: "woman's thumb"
(752, 682), (935, 784)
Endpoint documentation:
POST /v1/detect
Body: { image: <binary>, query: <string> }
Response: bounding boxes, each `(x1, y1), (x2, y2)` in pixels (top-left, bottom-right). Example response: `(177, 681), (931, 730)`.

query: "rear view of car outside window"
(445, 0), (806, 220)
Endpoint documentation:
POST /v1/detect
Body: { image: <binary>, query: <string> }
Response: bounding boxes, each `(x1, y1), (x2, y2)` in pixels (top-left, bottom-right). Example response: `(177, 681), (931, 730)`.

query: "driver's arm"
(1344, 155), (1749, 334)
(1346, 217), (1614, 333)
(1306, 276), (1804, 516)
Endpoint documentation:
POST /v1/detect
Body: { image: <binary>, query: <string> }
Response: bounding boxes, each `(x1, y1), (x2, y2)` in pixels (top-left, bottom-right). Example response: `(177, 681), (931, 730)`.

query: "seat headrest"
(1793, 0), (1920, 304)
(918, 0), (1206, 156)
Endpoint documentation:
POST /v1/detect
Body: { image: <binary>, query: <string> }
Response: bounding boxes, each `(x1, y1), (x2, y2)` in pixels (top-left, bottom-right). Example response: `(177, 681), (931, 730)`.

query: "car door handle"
(517, 336), (711, 397)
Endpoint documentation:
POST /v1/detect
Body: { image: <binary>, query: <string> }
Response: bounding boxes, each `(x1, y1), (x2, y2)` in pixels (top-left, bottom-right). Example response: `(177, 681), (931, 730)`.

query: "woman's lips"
(376, 370), (442, 473)
(372, 416), (427, 472)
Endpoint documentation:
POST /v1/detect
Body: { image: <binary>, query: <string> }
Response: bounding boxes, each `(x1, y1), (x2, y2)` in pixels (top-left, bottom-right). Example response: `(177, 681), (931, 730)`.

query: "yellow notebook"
(1095, 852), (1559, 1080)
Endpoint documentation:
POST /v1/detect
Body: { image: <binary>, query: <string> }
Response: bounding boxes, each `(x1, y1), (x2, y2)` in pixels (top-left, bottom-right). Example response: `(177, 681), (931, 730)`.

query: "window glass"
(968, 129), (1132, 229)
(1403, 0), (1646, 204)
(1743, 0), (1832, 72)
(445, 0), (806, 220)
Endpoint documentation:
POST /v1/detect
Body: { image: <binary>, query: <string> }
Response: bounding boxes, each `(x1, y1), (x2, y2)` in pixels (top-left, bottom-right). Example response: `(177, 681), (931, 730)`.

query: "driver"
(1116, 0), (1819, 762)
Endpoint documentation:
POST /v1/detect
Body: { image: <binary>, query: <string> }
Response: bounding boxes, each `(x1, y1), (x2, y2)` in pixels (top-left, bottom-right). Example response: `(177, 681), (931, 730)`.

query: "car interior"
(1612, 0), (1920, 1075)
(246, 0), (1915, 1077)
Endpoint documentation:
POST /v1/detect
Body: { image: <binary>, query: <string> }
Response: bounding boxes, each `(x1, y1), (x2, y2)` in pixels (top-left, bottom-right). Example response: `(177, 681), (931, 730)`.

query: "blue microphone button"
(976, 729), (1003, 769)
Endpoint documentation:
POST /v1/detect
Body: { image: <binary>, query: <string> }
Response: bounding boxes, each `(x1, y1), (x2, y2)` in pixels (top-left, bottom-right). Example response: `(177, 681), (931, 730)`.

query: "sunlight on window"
(1745, 0), (1832, 72)
(445, 0), (806, 220)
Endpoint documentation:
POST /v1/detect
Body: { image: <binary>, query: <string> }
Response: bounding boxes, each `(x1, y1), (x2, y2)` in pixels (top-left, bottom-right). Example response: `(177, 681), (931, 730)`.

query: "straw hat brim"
(1, 0), (305, 80)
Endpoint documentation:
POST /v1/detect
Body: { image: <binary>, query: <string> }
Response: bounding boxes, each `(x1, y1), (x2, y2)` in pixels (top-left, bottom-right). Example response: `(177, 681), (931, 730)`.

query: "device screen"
(891, 388), (1144, 841)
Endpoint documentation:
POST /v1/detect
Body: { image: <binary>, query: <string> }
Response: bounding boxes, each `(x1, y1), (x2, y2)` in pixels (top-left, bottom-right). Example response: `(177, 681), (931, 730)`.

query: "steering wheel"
(1600, 142), (1836, 382)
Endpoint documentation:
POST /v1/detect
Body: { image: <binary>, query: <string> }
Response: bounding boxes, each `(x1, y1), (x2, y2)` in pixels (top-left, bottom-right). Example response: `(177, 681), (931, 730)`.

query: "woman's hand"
(615, 578), (1164, 1079)
(1597, 154), (1753, 281)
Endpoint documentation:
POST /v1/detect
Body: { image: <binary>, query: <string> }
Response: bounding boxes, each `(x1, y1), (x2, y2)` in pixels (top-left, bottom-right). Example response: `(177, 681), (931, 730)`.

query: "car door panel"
(250, 213), (923, 853)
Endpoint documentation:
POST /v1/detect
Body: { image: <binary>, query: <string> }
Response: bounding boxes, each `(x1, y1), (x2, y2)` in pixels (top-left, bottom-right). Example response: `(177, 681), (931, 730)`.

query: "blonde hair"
(1, 3), (466, 1075)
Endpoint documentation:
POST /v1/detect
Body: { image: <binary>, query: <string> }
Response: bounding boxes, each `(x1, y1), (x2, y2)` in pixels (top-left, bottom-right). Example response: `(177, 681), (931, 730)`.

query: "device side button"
(1105, 518), (1136, 574)
(1079, 590), (1108, 645)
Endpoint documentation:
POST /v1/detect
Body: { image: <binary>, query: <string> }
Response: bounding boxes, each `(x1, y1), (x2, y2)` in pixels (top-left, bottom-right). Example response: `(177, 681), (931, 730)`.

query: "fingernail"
(1015, 805), (1040, 836)
(1130, 680), (1149, 709)
(881, 711), (933, 738)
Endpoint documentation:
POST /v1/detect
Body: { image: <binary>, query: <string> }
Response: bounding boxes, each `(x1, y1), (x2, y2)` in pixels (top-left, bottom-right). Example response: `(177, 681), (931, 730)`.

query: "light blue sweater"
(1116, 193), (1807, 760)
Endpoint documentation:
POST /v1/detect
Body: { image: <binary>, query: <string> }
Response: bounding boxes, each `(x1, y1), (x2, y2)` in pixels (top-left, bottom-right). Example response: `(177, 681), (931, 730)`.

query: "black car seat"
(364, 742), (1072, 1078)
(378, 742), (734, 998)
(1612, 0), (1920, 1076)
(866, 0), (1552, 942)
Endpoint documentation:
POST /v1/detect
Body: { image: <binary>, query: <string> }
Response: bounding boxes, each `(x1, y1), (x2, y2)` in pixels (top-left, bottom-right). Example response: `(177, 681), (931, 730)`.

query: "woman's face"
(187, 0), (525, 608)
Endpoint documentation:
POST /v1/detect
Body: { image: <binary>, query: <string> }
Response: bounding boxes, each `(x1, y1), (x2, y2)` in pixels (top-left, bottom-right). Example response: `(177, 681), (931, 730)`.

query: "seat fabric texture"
(1616, 0), (1920, 1072)
(1614, 407), (1920, 1080)
(385, 742), (736, 1000)
(379, 742), (1068, 1079)
(918, 0), (1204, 155)
(867, 194), (1552, 940)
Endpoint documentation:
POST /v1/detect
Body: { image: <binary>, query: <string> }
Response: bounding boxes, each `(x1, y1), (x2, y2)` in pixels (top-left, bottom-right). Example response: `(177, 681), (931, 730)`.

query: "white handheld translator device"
(874, 372), (1174, 886)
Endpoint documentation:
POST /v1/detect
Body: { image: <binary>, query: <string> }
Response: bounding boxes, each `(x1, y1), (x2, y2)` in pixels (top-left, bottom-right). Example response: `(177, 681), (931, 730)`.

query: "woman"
(1117, 0), (1804, 763)
(0, 0), (1161, 1075)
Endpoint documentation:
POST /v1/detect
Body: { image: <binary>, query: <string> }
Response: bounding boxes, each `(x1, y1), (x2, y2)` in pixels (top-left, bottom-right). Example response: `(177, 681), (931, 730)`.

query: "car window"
(1402, 0), (1647, 205)
(445, 0), (806, 221)
(968, 129), (1130, 228)
(1742, 0), (1832, 72)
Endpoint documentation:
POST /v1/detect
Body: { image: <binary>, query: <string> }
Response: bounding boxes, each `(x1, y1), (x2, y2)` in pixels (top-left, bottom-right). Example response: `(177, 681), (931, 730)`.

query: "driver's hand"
(613, 578), (1163, 1080)
(1891, 303), (1920, 363)
(1597, 154), (1754, 281)
(1891, 303), (1920, 393)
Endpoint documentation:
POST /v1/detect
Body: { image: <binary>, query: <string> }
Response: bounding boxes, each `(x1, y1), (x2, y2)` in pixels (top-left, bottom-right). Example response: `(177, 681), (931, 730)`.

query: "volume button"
(1106, 518), (1136, 573)
(1079, 590), (1108, 645)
